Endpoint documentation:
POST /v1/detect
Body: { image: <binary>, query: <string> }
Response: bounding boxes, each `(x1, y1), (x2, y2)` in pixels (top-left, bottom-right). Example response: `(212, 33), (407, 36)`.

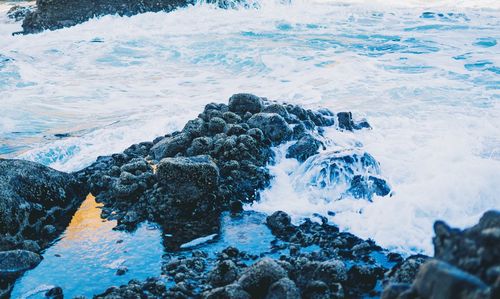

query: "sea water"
(1, 0), (499, 259)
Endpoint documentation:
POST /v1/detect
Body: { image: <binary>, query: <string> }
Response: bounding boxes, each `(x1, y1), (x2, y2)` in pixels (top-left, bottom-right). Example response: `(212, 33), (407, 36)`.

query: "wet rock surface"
(0, 159), (87, 297)
(21, 0), (195, 34)
(76, 94), (370, 249)
(382, 210), (500, 299)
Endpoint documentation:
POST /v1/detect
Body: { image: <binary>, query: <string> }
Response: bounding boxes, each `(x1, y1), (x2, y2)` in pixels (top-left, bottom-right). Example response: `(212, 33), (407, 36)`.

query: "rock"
(204, 283), (251, 299)
(187, 137), (213, 156)
(381, 283), (412, 299)
(116, 266), (128, 276)
(313, 260), (348, 284)
(0, 250), (41, 277)
(266, 211), (294, 236)
(22, 0), (194, 34)
(337, 112), (370, 130)
(286, 134), (322, 162)
(412, 260), (490, 299)
(228, 93), (263, 114)
(150, 133), (192, 160)
(7, 5), (34, 22)
(347, 265), (382, 290)
(208, 260), (239, 287)
(347, 175), (391, 200)
(209, 117), (227, 133)
(265, 278), (301, 299)
(433, 210), (500, 283)
(45, 286), (63, 299)
(294, 150), (390, 201)
(183, 118), (207, 137)
(262, 103), (290, 119)
(0, 159), (86, 251)
(222, 112), (242, 124)
(247, 113), (292, 144)
(157, 155), (219, 197)
(303, 280), (332, 299)
(385, 255), (429, 284)
(238, 258), (288, 297)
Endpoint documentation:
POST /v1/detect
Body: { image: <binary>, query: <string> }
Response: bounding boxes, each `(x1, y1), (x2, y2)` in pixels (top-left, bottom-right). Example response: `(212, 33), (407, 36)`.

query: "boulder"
(266, 278), (301, 299)
(0, 250), (41, 277)
(208, 260), (239, 287)
(0, 159), (86, 251)
(228, 93), (263, 114)
(150, 133), (192, 160)
(412, 260), (491, 299)
(238, 258), (288, 297)
(266, 211), (294, 236)
(247, 113), (292, 143)
(286, 134), (322, 162)
(384, 255), (429, 284)
(157, 155), (219, 198)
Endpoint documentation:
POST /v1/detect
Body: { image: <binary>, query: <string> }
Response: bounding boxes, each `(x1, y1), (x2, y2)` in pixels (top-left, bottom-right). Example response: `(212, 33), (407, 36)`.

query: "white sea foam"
(0, 0), (499, 254)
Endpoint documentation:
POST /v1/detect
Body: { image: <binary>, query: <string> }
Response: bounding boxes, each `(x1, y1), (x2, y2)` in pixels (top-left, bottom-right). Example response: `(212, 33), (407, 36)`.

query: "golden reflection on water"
(62, 194), (115, 243)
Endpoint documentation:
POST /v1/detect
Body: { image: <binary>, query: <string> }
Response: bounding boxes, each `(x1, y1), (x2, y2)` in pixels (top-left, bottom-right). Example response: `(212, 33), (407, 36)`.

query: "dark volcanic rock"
(0, 159), (87, 251)
(0, 250), (41, 277)
(266, 278), (301, 299)
(382, 210), (500, 299)
(413, 260), (491, 299)
(337, 111), (371, 131)
(7, 5), (34, 22)
(0, 159), (86, 298)
(384, 254), (429, 284)
(238, 258), (288, 297)
(286, 134), (323, 162)
(22, 0), (195, 34)
(247, 113), (293, 144)
(228, 93), (263, 115)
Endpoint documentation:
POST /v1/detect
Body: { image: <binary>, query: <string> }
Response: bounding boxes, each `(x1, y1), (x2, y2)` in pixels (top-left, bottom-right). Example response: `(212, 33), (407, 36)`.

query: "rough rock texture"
(0, 159), (86, 298)
(95, 210), (398, 299)
(76, 94), (374, 249)
(0, 159), (87, 251)
(382, 210), (500, 299)
(21, 0), (194, 33)
(0, 250), (41, 277)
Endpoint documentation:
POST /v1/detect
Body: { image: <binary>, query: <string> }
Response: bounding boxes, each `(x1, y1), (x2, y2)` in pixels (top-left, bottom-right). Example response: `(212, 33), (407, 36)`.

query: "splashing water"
(0, 0), (499, 254)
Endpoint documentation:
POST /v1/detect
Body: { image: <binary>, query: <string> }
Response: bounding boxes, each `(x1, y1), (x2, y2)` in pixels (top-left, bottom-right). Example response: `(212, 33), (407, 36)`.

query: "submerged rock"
(286, 134), (323, 162)
(294, 150), (390, 201)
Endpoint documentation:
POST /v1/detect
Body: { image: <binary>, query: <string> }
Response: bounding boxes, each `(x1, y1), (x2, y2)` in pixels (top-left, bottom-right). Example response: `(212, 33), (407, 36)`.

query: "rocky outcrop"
(0, 159), (86, 298)
(21, 0), (194, 34)
(77, 94), (380, 249)
(382, 210), (500, 299)
(0, 159), (87, 251)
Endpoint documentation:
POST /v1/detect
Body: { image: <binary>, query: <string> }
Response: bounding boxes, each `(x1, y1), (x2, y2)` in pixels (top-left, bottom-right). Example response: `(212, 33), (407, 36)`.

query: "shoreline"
(1, 94), (498, 298)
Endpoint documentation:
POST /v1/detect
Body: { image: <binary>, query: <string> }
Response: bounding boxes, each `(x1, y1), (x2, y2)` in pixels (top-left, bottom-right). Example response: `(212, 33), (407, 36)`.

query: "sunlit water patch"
(11, 195), (164, 298)
(0, 0), (499, 255)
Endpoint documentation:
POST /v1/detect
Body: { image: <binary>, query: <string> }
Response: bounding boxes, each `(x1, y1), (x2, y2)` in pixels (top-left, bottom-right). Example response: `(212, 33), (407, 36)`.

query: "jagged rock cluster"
(91, 210), (500, 299)
(77, 93), (374, 248)
(0, 159), (87, 298)
(382, 210), (500, 299)
(94, 210), (400, 298)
